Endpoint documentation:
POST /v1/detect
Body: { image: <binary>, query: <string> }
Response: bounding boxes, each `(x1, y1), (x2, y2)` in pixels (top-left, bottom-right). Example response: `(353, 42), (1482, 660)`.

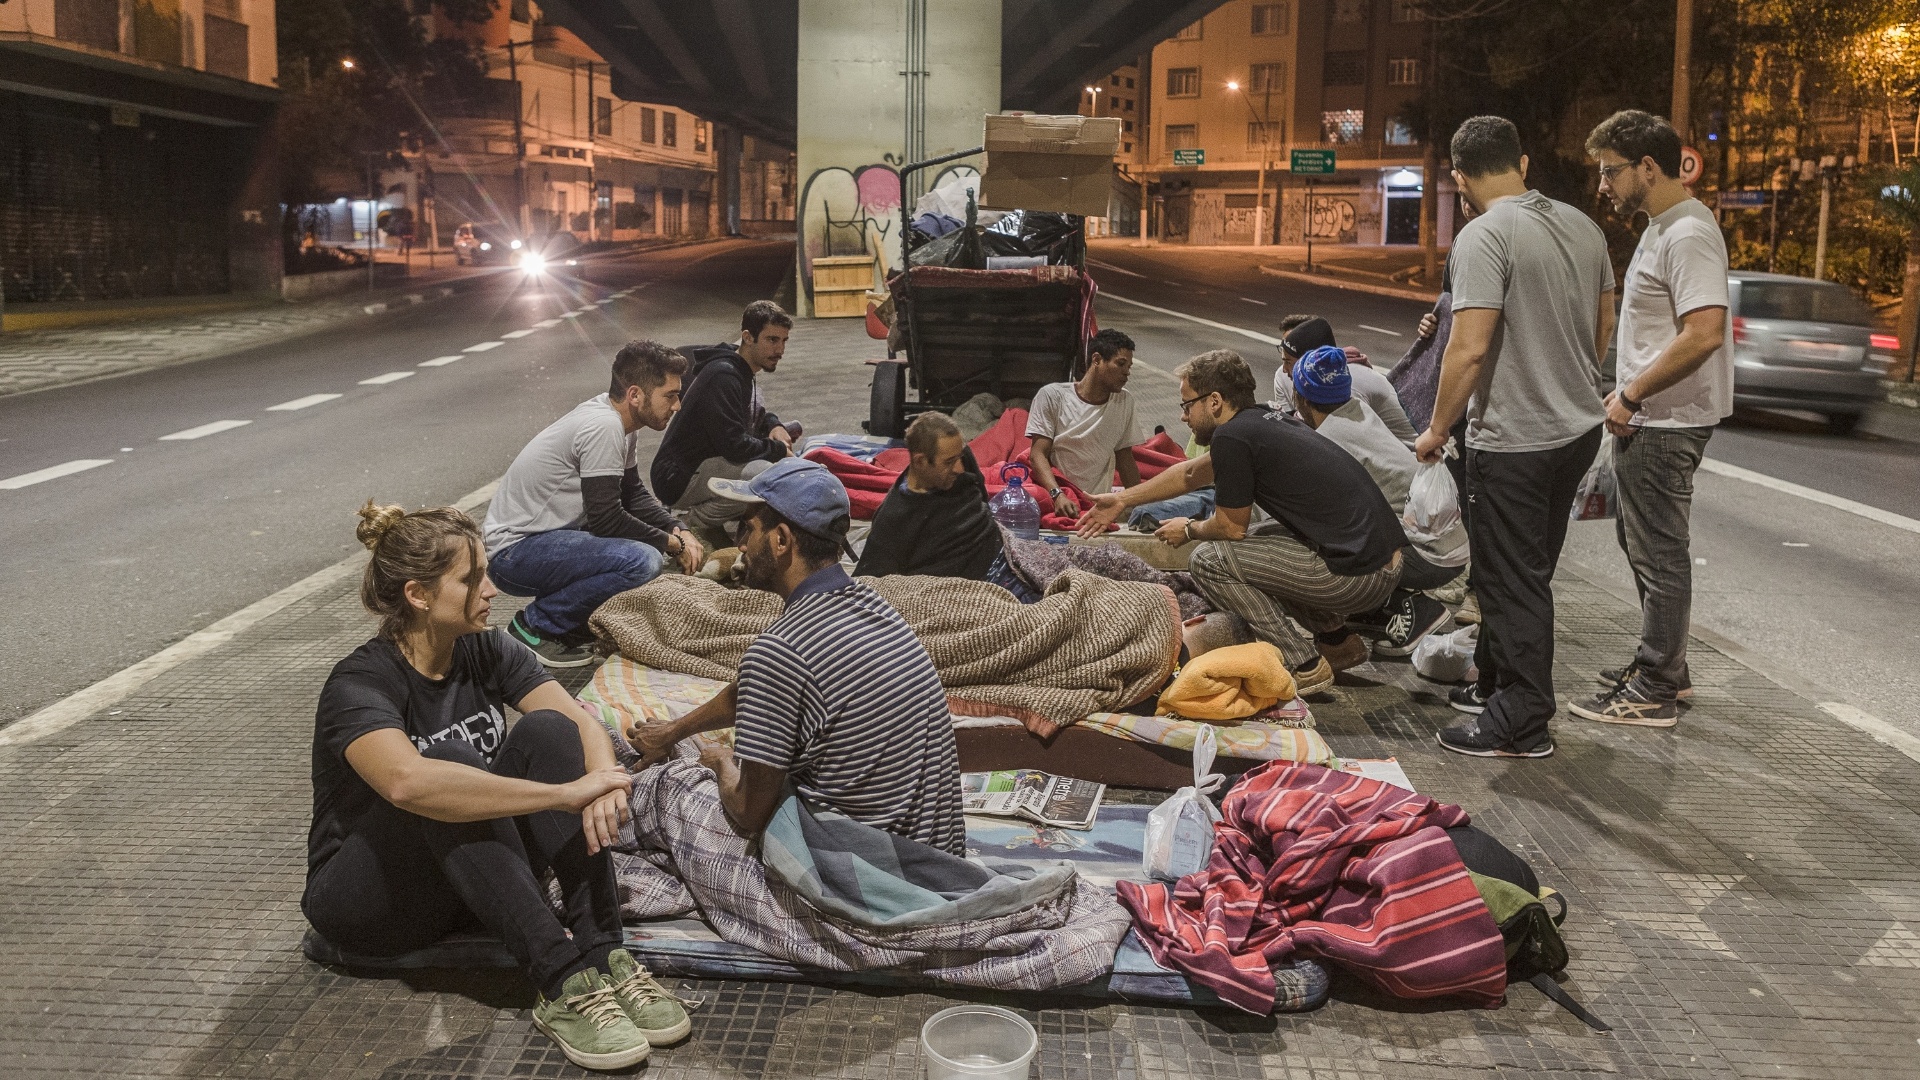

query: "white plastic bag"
(1402, 460), (1461, 546)
(1143, 724), (1225, 882)
(1570, 438), (1618, 521)
(1412, 624), (1479, 684)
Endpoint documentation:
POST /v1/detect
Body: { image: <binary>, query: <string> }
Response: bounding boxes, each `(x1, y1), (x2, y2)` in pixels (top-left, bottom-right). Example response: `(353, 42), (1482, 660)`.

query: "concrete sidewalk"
(0, 265), (495, 399)
(2, 318), (1917, 1079)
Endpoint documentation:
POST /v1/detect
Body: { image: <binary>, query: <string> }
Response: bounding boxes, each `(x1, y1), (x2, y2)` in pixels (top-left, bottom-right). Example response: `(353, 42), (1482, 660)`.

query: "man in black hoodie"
(652, 300), (800, 550)
(855, 413), (1037, 600)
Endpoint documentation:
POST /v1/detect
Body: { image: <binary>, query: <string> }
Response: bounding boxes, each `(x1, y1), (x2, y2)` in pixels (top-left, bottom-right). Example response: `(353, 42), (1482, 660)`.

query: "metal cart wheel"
(868, 360), (908, 438)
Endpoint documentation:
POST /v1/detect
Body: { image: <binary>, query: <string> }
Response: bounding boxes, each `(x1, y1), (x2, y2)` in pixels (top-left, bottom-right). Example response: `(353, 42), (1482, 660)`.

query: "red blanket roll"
(1117, 762), (1508, 1015)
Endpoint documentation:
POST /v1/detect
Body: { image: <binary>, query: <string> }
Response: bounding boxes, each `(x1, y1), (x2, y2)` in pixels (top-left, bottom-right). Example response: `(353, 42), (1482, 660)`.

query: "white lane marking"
(1818, 702), (1920, 766)
(501, 329), (537, 338)
(359, 371), (414, 386)
(1359, 324), (1403, 336)
(266, 393), (342, 412)
(561, 311), (584, 319)
(595, 298), (615, 306)
(1782, 542), (1810, 547)
(1697, 458), (1920, 536)
(0, 479), (500, 751)
(533, 318), (562, 328)
(574, 306), (595, 314)
(1100, 292), (1283, 346)
(1240, 297), (1268, 305)
(159, 419), (251, 441)
(419, 356), (464, 367)
(0, 459), (114, 490)
(1087, 259), (1146, 278)
(463, 341), (505, 352)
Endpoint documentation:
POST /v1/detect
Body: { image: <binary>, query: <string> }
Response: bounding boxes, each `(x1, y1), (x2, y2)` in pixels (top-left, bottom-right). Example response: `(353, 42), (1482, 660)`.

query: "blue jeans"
(489, 529), (665, 639)
(1129, 488), (1216, 530)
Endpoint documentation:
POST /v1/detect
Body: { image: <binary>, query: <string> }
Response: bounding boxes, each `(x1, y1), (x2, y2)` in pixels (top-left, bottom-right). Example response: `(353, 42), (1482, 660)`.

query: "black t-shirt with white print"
(307, 630), (553, 877)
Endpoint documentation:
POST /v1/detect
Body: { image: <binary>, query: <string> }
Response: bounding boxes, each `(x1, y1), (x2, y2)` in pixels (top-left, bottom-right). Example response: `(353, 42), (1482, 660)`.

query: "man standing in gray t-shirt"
(1413, 116), (1613, 759)
(1568, 110), (1732, 729)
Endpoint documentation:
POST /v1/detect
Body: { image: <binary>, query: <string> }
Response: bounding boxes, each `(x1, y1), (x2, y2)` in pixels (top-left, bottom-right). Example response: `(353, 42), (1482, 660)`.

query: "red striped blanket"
(1116, 762), (1507, 1014)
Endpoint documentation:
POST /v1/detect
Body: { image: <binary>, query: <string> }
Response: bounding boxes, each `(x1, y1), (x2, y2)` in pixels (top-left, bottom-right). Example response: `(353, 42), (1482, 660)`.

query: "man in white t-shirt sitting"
(1026, 329), (1146, 516)
(1570, 110), (1732, 729)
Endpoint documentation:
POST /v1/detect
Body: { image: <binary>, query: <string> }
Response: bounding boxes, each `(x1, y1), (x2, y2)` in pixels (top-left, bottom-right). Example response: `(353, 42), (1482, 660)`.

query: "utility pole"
(1814, 155), (1837, 280)
(366, 153), (377, 291)
(1672, 0), (1693, 137)
(1421, 14), (1441, 286)
(505, 40), (530, 238)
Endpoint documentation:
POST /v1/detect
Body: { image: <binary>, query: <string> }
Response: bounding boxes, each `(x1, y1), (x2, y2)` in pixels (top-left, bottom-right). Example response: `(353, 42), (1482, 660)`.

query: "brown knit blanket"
(589, 571), (1182, 738)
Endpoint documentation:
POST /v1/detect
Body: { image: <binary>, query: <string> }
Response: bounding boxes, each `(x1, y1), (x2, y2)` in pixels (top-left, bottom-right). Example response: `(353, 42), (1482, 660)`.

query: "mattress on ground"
(300, 803), (1330, 1012)
(580, 656), (1333, 791)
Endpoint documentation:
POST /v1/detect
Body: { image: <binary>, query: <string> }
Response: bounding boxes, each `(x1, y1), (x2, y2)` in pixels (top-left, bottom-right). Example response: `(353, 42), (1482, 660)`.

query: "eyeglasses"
(1179, 391), (1215, 414)
(1597, 160), (1638, 182)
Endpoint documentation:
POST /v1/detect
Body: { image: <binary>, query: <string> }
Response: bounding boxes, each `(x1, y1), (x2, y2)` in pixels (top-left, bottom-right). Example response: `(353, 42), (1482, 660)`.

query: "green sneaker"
(508, 612), (599, 669)
(605, 948), (693, 1045)
(531, 968), (651, 1070)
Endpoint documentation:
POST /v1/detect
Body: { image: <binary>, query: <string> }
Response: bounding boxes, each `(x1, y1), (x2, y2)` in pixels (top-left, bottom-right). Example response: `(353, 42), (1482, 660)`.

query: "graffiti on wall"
(797, 162), (981, 304)
(1307, 197), (1358, 240)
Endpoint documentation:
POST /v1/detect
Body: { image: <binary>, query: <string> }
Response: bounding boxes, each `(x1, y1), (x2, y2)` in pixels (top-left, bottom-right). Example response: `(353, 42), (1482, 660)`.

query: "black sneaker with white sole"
(1568, 680), (1679, 727)
(1437, 717), (1554, 758)
(1374, 592), (1450, 658)
(1448, 683), (1491, 715)
(508, 613), (600, 668)
(1595, 662), (1693, 700)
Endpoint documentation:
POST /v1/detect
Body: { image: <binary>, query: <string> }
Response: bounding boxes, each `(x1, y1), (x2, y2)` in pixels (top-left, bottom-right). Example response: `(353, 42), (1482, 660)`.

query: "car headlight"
(520, 252), (547, 273)
(479, 241), (491, 250)
(510, 239), (524, 250)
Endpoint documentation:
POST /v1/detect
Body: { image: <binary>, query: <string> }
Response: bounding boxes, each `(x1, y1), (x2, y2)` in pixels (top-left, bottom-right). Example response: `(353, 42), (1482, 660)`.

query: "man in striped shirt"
(629, 459), (965, 855)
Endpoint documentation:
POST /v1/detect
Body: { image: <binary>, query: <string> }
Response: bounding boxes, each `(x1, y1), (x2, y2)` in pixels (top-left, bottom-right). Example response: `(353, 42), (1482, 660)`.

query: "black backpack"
(1448, 825), (1611, 1032)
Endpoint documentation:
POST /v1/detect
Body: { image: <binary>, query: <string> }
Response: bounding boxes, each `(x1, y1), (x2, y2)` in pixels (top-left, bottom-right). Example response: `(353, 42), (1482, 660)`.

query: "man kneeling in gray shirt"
(484, 342), (705, 668)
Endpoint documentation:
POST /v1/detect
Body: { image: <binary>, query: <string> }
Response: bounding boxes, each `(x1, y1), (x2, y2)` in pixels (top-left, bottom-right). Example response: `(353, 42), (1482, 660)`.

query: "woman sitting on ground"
(302, 501), (688, 1072)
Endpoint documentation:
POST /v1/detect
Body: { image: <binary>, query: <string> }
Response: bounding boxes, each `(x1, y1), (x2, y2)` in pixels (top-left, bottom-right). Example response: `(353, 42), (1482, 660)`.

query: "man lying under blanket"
(628, 457), (967, 854)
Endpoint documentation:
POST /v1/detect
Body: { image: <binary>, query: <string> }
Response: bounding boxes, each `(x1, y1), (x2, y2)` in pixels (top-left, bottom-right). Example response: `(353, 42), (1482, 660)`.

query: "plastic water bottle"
(990, 463), (1043, 540)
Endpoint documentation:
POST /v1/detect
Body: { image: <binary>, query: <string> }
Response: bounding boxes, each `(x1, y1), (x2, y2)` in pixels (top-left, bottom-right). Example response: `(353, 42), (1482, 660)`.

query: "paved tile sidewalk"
(0, 271), (490, 399)
(2, 320), (1916, 1079)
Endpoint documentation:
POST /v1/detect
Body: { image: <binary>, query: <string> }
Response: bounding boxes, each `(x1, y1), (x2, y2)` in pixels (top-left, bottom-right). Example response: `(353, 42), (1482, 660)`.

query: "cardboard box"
(979, 114), (1123, 218)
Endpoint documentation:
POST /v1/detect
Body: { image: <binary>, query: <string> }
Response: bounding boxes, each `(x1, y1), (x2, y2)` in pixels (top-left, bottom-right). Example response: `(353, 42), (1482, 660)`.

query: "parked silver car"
(1729, 271), (1897, 433)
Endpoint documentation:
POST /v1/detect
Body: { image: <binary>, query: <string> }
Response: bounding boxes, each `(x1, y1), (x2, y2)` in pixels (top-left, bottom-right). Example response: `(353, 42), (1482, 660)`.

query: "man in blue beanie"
(1290, 347), (1461, 655)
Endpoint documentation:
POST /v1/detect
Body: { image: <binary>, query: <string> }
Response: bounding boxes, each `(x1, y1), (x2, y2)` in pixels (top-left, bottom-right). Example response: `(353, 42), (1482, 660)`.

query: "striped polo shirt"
(732, 564), (966, 855)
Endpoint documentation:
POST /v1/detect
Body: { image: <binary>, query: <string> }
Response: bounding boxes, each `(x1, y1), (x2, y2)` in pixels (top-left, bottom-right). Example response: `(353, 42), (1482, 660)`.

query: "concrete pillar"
(795, 0), (1001, 316)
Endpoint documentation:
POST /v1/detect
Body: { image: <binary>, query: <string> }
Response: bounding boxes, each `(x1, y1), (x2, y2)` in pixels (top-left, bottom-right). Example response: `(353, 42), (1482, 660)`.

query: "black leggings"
(302, 710), (624, 995)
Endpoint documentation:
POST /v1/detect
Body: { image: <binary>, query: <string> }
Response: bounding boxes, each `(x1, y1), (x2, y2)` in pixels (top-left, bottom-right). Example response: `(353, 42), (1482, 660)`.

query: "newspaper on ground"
(961, 770), (1107, 830)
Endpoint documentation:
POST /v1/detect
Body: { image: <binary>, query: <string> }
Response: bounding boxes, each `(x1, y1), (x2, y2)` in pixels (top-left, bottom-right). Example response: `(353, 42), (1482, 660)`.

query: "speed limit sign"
(1679, 145), (1704, 188)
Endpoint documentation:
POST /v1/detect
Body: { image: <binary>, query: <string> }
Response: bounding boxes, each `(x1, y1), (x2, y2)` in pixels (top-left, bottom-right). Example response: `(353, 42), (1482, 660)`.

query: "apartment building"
(402, 2), (726, 247)
(1130, 0), (1455, 247)
(0, 0), (281, 307)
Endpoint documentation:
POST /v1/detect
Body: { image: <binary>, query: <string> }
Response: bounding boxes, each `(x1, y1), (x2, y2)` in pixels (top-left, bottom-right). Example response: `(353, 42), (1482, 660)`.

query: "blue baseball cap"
(709, 458), (855, 556)
(1291, 345), (1353, 407)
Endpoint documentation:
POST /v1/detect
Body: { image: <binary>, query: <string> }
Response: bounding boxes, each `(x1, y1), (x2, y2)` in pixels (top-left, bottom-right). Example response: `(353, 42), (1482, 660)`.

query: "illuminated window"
(1385, 118), (1418, 146)
(662, 111), (677, 148)
(1387, 58), (1423, 86)
(1167, 68), (1200, 97)
(1322, 110), (1365, 144)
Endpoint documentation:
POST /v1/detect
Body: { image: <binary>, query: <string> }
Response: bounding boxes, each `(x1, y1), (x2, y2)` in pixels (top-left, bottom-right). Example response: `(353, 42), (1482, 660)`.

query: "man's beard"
(741, 541), (780, 591)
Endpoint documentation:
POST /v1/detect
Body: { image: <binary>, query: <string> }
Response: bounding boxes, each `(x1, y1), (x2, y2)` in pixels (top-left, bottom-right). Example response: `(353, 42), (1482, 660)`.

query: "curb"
(1258, 264), (1439, 303)
(1881, 379), (1920, 411)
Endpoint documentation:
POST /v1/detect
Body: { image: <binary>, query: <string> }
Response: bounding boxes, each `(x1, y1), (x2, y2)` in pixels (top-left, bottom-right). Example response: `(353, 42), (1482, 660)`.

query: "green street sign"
(1290, 149), (1337, 175)
(1172, 148), (1205, 166)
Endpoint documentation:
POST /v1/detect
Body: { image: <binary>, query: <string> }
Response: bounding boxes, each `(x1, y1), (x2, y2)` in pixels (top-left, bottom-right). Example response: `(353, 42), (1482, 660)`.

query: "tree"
(273, 0), (497, 261)
(1875, 162), (1920, 379)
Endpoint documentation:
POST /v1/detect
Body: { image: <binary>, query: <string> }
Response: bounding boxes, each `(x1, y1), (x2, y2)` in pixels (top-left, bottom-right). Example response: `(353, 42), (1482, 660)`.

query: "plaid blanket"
(590, 572), (1181, 737)
(1002, 531), (1210, 620)
(1117, 762), (1508, 1014)
(762, 793), (1077, 929)
(614, 760), (1130, 989)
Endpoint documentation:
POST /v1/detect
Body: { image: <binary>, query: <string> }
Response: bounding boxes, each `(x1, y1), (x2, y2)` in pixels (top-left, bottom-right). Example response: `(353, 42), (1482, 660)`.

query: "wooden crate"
(811, 254), (876, 318)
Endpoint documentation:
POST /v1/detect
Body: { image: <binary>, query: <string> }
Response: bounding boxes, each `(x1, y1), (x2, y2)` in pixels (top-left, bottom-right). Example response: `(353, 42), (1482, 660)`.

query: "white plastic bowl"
(920, 1004), (1038, 1080)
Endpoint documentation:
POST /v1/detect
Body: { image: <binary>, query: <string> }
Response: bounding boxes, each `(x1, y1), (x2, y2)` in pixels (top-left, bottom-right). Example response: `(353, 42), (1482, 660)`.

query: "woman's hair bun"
(355, 500), (408, 551)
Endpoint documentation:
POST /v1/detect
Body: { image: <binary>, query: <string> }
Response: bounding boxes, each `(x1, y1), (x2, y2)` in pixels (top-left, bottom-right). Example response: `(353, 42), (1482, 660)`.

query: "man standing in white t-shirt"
(1571, 110), (1732, 729)
(1026, 328), (1146, 516)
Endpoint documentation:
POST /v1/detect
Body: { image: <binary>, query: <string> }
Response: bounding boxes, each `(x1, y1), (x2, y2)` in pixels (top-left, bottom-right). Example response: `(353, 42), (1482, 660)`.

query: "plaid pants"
(1189, 535), (1399, 668)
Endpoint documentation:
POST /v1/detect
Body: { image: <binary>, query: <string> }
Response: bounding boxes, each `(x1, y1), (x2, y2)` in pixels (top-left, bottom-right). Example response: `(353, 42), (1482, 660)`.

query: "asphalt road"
(0, 239), (788, 725)
(8, 234), (1920, 737)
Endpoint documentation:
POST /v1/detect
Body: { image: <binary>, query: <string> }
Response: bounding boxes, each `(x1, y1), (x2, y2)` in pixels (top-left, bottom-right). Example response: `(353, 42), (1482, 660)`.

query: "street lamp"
(1084, 84), (1101, 117)
(340, 58), (355, 71)
(1228, 81), (1274, 247)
